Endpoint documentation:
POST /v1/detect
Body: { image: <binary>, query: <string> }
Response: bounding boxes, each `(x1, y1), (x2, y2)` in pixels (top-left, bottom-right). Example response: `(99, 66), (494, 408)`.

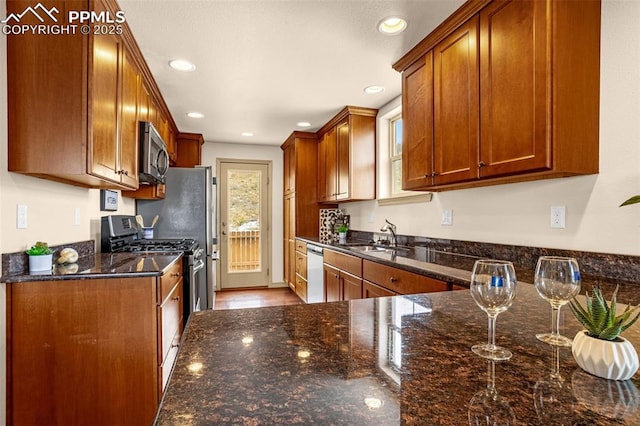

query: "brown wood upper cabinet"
(394, 0), (601, 191)
(317, 106), (377, 202)
(7, 0), (179, 191)
(175, 133), (205, 168)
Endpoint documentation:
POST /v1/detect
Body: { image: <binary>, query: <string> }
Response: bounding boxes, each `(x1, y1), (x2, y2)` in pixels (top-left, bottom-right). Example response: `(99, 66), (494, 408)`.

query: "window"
(390, 115), (403, 196)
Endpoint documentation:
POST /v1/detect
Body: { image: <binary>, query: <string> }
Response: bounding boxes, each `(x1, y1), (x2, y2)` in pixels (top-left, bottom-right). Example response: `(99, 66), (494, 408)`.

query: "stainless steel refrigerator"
(137, 166), (217, 310)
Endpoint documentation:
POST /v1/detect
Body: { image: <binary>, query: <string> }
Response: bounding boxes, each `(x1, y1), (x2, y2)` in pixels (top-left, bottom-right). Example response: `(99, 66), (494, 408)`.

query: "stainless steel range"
(101, 215), (205, 319)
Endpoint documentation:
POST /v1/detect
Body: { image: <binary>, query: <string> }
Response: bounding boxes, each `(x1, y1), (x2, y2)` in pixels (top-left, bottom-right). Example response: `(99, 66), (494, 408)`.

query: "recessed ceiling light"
(186, 112), (204, 119)
(241, 132), (254, 137)
(364, 85), (385, 94)
(297, 122), (311, 128)
(169, 59), (196, 72)
(378, 17), (407, 35)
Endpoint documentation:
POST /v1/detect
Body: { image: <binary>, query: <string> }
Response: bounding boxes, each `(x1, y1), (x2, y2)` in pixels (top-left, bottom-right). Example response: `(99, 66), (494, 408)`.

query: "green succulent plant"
(569, 286), (640, 341)
(337, 224), (349, 233)
(25, 241), (53, 256)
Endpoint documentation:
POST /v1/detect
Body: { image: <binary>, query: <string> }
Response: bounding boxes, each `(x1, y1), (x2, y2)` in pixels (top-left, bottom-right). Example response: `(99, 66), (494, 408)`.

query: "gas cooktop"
(118, 238), (198, 253)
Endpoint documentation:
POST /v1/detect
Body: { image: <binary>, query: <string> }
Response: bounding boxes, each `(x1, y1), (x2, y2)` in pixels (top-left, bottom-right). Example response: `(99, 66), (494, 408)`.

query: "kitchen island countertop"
(155, 283), (640, 425)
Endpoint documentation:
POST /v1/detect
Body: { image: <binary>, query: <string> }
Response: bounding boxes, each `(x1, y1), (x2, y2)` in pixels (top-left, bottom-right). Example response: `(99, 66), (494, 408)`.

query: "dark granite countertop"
(0, 252), (182, 283)
(156, 284), (640, 425)
(298, 237), (640, 305)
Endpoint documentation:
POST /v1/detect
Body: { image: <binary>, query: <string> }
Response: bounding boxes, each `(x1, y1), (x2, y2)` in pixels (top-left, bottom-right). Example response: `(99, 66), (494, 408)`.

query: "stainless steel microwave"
(139, 121), (169, 184)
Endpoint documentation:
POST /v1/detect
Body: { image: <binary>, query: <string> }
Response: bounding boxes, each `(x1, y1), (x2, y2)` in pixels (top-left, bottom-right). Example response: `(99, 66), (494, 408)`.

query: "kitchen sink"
(349, 245), (412, 256)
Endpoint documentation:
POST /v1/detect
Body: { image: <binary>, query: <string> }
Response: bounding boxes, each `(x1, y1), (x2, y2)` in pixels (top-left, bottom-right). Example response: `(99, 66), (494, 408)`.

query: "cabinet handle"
(390, 277), (398, 283)
(432, 172), (439, 177)
(479, 161), (486, 168)
(171, 272), (181, 277)
(171, 343), (180, 349)
(172, 296), (180, 301)
(334, 274), (339, 279)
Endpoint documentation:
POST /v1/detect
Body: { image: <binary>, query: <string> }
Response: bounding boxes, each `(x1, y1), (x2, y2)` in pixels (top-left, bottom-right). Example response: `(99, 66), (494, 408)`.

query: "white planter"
(28, 254), (53, 273)
(338, 232), (347, 244)
(572, 330), (639, 380)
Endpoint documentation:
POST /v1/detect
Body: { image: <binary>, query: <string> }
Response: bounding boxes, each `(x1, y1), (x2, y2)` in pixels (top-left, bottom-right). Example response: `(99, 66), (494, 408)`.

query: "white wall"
(202, 142), (284, 286)
(343, 0), (640, 257)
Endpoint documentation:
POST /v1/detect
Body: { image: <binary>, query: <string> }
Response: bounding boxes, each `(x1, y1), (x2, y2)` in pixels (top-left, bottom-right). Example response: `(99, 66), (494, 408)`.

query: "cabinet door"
(342, 272), (363, 301)
(88, 25), (121, 183)
(479, 0), (550, 177)
(363, 280), (396, 298)
(317, 133), (328, 201)
(325, 127), (338, 201)
(283, 143), (295, 195)
(284, 195), (297, 290)
(402, 52), (434, 190)
(433, 16), (479, 185)
(336, 119), (350, 201)
(324, 263), (341, 302)
(119, 49), (139, 189)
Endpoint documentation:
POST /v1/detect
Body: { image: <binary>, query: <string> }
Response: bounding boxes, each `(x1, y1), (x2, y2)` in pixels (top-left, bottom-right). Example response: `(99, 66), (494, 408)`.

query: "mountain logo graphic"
(1, 3), (59, 24)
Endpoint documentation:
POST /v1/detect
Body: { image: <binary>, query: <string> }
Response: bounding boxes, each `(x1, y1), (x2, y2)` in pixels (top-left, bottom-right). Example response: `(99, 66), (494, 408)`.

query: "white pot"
(572, 330), (639, 380)
(338, 232), (347, 244)
(28, 254), (53, 273)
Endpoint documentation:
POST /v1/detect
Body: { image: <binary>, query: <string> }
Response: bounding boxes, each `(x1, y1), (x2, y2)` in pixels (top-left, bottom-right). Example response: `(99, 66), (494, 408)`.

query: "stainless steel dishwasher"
(306, 243), (324, 303)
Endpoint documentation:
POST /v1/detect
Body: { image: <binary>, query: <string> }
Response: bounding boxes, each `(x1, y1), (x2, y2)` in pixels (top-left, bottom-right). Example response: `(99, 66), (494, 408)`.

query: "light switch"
(441, 209), (453, 226)
(17, 204), (27, 229)
(74, 207), (81, 225)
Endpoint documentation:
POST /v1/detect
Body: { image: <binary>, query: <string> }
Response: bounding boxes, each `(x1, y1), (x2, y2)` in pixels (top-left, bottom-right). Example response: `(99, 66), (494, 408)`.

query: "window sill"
(377, 193), (433, 206)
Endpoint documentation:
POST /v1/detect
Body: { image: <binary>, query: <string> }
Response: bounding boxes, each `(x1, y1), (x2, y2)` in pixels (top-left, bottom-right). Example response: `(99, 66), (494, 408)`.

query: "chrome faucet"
(380, 219), (397, 247)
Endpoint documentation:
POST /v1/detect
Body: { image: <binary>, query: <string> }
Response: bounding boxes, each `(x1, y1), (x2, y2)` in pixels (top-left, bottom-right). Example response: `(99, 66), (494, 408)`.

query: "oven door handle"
(193, 258), (206, 272)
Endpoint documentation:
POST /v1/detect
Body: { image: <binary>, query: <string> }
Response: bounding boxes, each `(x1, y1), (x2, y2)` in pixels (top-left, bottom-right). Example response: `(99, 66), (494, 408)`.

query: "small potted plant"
(569, 286), (640, 380)
(26, 241), (54, 273)
(337, 224), (348, 244)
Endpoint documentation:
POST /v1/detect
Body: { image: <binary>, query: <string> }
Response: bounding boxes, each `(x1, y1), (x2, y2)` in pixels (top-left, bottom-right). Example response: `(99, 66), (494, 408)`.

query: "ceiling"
(117, 0), (464, 146)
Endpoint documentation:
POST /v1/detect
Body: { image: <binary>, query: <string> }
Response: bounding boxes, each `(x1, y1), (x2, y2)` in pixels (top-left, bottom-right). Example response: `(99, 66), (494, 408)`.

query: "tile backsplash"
(319, 209), (349, 243)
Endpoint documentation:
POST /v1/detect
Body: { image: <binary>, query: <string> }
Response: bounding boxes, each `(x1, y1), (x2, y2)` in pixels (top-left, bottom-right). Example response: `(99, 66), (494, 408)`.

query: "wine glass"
(468, 360), (516, 425)
(470, 260), (518, 361)
(534, 256), (581, 346)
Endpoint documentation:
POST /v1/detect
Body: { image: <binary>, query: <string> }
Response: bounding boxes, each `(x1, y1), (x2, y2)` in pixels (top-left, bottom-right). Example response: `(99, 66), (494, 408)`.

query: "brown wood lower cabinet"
(363, 259), (449, 295)
(363, 280), (397, 298)
(323, 249), (363, 302)
(6, 264), (183, 426)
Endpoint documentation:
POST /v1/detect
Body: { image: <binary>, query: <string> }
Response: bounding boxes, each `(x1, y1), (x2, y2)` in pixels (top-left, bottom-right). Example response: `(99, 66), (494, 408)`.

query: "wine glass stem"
(488, 314), (497, 349)
(551, 306), (561, 337)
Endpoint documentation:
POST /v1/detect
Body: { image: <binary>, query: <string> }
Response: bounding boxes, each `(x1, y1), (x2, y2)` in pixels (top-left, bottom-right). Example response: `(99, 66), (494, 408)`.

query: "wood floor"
(213, 287), (303, 310)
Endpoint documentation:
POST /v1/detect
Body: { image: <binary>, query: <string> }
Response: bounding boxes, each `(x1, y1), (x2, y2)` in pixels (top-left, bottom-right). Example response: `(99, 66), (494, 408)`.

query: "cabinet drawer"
(158, 280), (183, 364)
(324, 249), (362, 277)
(295, 251), (307, 278)
(158, 260), (182, 303)
(363, 260), (448, 295)
(295, 240), (307, 253)
(295, 274), (307, 301)
(159, 328), (180, 394)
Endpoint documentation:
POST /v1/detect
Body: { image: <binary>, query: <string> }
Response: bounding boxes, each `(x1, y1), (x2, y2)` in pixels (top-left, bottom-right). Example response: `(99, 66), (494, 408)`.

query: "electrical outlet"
(550, 206), (566, 229)
(367, 212), (375, 223)
(17, 204), (27, 229)
(441, 209), (453, 226)
(74, 207), (81, 225)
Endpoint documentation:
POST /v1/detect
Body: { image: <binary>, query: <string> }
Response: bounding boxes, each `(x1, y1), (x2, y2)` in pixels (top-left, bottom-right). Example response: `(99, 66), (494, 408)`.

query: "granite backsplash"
(2, 240), (95, 276)
(348, 230), (640, 283)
